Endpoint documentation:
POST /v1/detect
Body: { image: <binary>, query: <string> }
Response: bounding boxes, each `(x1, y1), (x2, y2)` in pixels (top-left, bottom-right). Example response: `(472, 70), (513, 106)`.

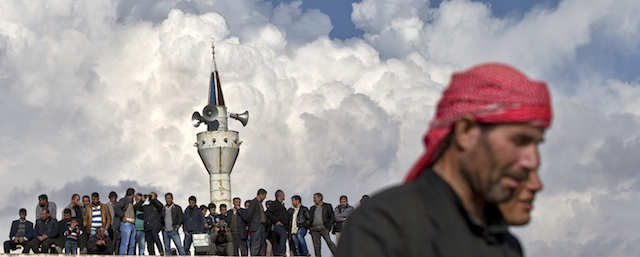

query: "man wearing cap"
(336, 63), (553, 257)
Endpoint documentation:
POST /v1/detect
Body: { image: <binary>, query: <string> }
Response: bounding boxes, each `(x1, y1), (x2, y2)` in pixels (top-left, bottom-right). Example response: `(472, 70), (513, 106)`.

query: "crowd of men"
(5, 63), (551, 257)
(4, 190), (363, 256)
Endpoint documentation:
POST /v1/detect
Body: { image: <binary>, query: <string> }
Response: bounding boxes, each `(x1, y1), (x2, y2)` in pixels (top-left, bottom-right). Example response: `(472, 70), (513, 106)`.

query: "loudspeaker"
(192, 112), (203, 127)
(230, 111), (249, 126)
(202, 105), (218, 122)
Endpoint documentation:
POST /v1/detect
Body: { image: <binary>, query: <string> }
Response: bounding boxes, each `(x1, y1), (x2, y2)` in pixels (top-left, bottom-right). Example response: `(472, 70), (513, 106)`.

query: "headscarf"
(404, 63), (553, 183)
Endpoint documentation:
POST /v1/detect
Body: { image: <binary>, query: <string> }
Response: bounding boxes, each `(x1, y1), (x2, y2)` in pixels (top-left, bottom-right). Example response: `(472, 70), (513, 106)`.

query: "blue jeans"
(135, 230), (145, 255)
(162, 230), (186, 255)
(65, 240), (78, 254)
(183, 233), (193, 254)
(292, 228), (309, 255)
(119, 222), (136, 255)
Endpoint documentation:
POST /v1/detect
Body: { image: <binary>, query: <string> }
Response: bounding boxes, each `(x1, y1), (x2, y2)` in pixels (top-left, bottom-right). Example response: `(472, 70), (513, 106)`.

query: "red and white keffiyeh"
(404, 63), (553, 183)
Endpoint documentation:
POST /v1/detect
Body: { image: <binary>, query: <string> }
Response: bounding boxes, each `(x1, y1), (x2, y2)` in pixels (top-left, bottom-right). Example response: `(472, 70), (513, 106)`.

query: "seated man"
(55, 209), (73, 253)
(4, 208), (33, 253)
(210, 222), (233, 256)
(87, 226), (112, 254)
(28, 209), (58, 253)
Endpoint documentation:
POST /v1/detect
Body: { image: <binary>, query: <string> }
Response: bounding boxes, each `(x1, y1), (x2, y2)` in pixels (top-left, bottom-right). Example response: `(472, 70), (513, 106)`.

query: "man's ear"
(452, 114), (480, 151)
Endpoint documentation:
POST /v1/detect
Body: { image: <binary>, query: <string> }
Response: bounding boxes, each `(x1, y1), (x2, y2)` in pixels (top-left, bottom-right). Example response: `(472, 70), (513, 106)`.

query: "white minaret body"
(191, 39), (249, 210)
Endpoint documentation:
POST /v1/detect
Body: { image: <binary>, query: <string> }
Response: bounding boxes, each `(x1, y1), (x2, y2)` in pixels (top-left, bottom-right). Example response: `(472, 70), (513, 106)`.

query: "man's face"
(499, 170), (543, 225)
(313, 195), (321, 205)
(38, 198), (46, 207)
(189, 200), (196, 208)
(244, 202), (250, 209)
(97, 228), (106, 237)
(19, 212), (26, 220)
(64, 213), (71, 220)
(292, 198), (300, 208)
(41, 210), (49, 220)
(110, 196), (117, 204)
(201, 209), (207, 216)
(92, 196), (100, 205)
(340, 198), (347, 208)
(82, 197), (90, 207)
(135, 195), (143, 204)
(209, 208), (216, 215)
(73, 196), (81, 206)
(166, 195), (173, 206)
(460, 123), (544, 204)
(233, 199), (241, 208)
(220, 206), (227, 213)
(258, 193), (266, 201)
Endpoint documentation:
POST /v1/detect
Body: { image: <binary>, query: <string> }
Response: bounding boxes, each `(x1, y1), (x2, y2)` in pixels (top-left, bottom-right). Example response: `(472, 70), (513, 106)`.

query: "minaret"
(191, 38), (249, 210)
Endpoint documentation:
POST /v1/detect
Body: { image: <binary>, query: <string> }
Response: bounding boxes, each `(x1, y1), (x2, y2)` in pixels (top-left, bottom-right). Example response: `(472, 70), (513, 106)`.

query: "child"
(63, 219), (83, 254)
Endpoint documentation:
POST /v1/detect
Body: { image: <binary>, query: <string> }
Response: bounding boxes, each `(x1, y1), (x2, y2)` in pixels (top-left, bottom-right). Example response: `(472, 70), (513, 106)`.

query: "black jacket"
(113, 197), (134, 230)
(135, 198), (164, 231)
(246, 198), (265, 232)
(266, 200), (290, 228)
(225, 208), (248, 240)
(309, 203), (335, 230)
(335, 169), (522, 257)
(34, 218), (58, 238)
(287, 206), (311, 230)
(87, 233), (112, 248)
(9, 220), (34, 240)
(163, 204), (184, 231)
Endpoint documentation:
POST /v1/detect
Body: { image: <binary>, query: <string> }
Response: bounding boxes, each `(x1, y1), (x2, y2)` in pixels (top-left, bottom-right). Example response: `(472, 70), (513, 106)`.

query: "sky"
(0, 0), (639, 256)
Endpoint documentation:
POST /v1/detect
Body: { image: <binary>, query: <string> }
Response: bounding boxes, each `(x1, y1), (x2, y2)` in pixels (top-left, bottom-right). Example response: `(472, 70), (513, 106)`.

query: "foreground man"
(336, 63), (553, 257)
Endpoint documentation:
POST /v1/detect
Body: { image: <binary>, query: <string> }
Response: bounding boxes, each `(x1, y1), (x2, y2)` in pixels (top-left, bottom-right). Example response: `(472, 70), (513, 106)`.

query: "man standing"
(182, 196), (204, 255)
(247, 189), (267, 256)
(4, 209), (33, 253)
(336, 63), (553, 257)
(162, 192), (186, 255)
(309, 193), (336, 257)
(133, 193), (145, 255)
(106, 191), (119, 254)
(84, 193), (112, 237)
(265, 190), (289, 256)
(135, 192), (164, 255)
(288, 195), (310, 256)
(332, 195), (354, 243)
(27, 209), (58, 253)
(225, 197), (248, 256)
(35, 194), (57, 220)
(114, 188), (136, 255)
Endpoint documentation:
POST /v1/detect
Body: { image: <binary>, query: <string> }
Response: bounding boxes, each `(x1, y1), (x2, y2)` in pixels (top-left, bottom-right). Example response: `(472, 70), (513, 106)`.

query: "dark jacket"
(9, 220), (34, 241)
(266, 199), (290, 228)
(183, 206), (204, 233)
(309, 203), (335, 230)
(87, 233), (112, 249)
(57, 219), (71, 240)
(163, 204), (184, 231)
(113, 197), (134, 230)
(287, 206), (311, 230)
(34, 217), (59, 238)
(333, 204), (355, 233)
(135, 198), (164, 231)
(225, 208), (249, 240)
(246, 198), (264, 232)
(335, 169), (522, 257)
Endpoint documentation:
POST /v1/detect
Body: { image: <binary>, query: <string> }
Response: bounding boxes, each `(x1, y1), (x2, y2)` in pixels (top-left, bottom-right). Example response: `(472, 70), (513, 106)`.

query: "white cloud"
(1, 0), (639, 256)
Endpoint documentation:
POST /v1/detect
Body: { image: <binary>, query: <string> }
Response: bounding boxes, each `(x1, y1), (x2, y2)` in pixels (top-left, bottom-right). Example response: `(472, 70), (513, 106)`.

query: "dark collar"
(417, 169), (510, 244)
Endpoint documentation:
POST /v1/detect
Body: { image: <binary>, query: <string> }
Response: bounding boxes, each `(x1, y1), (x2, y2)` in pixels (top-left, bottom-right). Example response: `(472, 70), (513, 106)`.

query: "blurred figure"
(4, 208), (33, 253)
(266, 190), (289, 256)
(499, 170), (543, 225)
(336, 63), (553, 257)
(135, 192), (164, 255)
(114, 188), (136, 255)
(332, 195), (354, 243)
(226, 197), (249, 256)
(134, 193), (146, 255)
(107, 191), (119, 254)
